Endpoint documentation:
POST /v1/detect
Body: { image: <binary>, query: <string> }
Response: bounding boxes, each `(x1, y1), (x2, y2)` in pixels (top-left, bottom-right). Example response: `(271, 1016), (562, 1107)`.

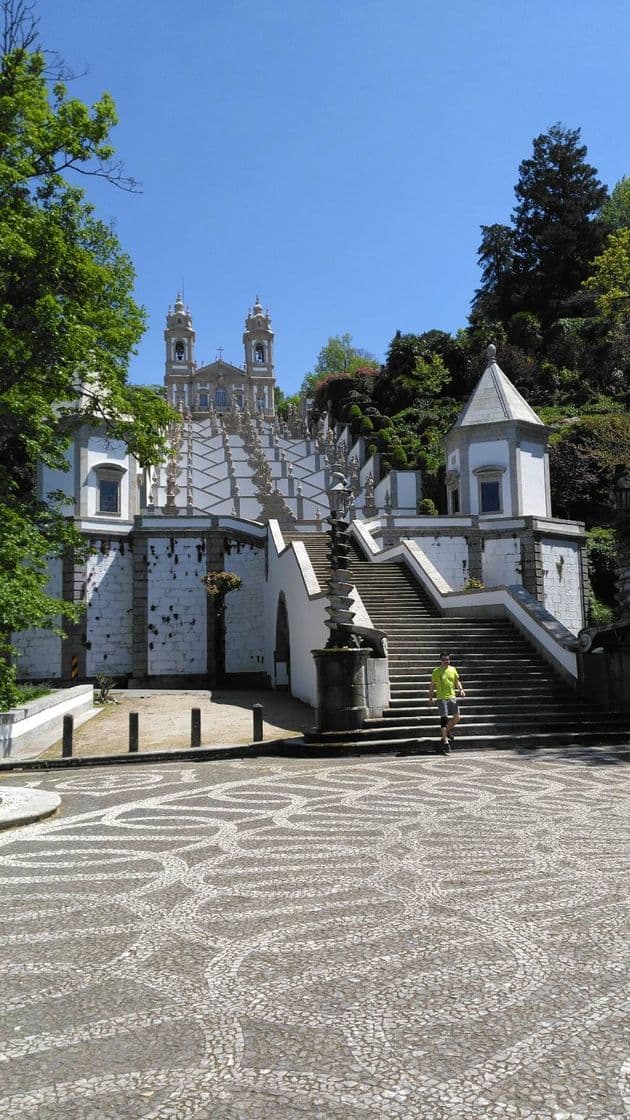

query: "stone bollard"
(129, 712), (139, 753)
(252, 704), (263, 743)
(191, 708), (201, 748)
(62, 714), (73, 758)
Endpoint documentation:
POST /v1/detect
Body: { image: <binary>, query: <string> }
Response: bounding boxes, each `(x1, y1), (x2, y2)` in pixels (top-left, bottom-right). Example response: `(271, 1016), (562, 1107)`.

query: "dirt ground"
(41, 689), (315, 760)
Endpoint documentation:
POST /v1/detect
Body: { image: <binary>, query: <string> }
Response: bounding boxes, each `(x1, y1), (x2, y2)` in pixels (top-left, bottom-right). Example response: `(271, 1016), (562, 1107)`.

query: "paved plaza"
(0, 750), (628, 1119)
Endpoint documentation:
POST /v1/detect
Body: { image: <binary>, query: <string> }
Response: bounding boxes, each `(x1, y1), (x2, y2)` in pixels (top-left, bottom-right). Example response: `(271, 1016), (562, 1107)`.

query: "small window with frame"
(95, 466), (125, 516)
(473, 466), (505, 515)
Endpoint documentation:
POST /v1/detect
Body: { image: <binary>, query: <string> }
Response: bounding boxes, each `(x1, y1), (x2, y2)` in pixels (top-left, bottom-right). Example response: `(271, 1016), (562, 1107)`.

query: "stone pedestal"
(579, 643), (630, 713)
(312, 648), (371, 732)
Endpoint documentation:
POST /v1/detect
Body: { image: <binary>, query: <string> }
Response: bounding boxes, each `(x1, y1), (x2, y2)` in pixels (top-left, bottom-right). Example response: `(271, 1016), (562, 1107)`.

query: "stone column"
(205, 531), (224, 684)
(131, 536), (149, 681)
(61, 548), (87, 681)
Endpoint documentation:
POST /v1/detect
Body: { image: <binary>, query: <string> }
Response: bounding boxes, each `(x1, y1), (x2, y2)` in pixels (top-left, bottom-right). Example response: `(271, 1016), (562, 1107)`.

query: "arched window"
(215, 387), (228, 409)
(254, 343), (265, 363)
(174, 340), (185, 361)
(198, 392), (209, 410)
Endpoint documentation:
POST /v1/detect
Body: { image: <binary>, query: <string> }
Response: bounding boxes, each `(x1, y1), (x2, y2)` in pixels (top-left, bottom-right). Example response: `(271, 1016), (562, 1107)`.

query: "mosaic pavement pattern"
(0, 751), (628, 1119)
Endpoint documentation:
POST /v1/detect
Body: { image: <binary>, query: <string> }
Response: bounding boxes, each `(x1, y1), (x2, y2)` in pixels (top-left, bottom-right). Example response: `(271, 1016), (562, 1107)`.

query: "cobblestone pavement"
(0, 749), (628, 1119)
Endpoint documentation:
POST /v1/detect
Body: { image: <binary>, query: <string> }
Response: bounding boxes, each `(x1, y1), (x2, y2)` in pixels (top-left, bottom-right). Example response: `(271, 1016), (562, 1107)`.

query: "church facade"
(164, 295), (276, 418)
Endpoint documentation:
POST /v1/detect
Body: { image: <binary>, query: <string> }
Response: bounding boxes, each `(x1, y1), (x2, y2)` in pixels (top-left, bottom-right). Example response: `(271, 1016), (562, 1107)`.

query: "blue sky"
(39, 0), (629, 395)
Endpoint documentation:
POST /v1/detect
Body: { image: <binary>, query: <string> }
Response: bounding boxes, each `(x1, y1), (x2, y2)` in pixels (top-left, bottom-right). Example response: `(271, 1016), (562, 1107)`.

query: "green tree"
(302, 333), (379, 395)
(0, 4), (175, 705)
(583, 228), (630, 322)
(511, 125), (609, 320)
(600, 176), (630, 231)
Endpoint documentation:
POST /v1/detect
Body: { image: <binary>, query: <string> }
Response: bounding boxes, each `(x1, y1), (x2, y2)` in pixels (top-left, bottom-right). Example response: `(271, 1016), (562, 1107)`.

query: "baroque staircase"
(288, 533), (629, 753)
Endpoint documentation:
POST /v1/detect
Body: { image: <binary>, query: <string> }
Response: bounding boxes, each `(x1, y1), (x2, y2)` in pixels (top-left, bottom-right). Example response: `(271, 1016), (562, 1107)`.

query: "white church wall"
(147, 538), (208, 675)
(468, 439), (510, 516)
(482, 537), (522, 588)
(518, 440), (548, 516)
(12, 558), (63, 680)
(85, 540), (134, 676)
(540, 538), (584, 635)
(224, 542), (266, 674)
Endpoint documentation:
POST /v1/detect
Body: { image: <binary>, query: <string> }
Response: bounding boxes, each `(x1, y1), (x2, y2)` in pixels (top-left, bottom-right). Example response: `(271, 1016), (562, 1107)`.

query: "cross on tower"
(216, 346), (224, 361)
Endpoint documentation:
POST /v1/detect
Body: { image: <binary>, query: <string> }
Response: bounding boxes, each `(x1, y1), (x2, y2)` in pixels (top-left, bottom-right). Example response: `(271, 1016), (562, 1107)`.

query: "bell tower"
(164, 294), (196, 407)
(243, 296), (275, 416)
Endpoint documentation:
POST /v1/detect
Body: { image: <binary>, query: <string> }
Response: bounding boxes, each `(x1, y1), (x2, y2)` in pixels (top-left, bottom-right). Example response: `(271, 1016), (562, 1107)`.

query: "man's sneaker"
(448, 733), (455, 749)
(440, 739), (451, 755)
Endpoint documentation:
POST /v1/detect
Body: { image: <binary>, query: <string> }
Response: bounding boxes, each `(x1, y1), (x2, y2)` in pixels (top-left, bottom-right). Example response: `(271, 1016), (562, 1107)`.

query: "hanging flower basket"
(202, 571), (242, 599)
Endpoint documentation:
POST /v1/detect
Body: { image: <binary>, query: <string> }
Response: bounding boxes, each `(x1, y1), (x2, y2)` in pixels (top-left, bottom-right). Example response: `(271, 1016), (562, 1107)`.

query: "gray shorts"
(437, 699), (459, 717)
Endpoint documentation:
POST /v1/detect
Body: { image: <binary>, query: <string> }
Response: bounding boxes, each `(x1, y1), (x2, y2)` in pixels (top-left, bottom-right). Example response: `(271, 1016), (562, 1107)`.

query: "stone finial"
(485, 343), (497, 366)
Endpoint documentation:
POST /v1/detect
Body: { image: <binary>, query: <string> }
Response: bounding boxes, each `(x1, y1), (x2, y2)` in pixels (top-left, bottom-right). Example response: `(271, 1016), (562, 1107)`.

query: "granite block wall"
(540, 539), (584, 634)
(481, 537), (522, 588)
(146, 537), (208, 675)
(12, 558), (63, 680)
(224, 542), (266, 674)
(85, 540), (133, 676)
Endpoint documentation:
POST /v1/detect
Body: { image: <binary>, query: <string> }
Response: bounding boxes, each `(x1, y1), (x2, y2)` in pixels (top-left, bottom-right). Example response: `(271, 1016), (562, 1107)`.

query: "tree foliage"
(0, 4), (175, 704)
(583, 228), (630, 322)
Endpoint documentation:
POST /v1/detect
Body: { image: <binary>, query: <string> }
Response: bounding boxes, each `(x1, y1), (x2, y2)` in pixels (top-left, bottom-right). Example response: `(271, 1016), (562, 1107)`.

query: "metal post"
(62, 714), (73, 758)
(191, 707), (201, 748)
(253, 703), (263, 742)
(129, 711), (139, 753)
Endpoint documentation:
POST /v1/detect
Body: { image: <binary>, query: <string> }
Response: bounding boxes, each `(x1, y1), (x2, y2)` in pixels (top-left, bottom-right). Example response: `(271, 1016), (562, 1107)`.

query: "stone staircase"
(288, 532), (629, 753)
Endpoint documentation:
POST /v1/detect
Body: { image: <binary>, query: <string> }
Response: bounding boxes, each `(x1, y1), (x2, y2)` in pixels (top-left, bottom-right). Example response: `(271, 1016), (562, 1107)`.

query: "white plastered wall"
(224, 542), (266, 674)
(468, 439), (510, 516)
(482, 537), (522, 588)
(519, 440), (548, 516)
(147, 538), (208, 674)
(12, 558), (63, 680)
(41, 445), (75, 515)
(264, 526), (326, 706)
(85, 436), (131, 519)
(85, 541), (134, 676)
(540, 539), (584, 635)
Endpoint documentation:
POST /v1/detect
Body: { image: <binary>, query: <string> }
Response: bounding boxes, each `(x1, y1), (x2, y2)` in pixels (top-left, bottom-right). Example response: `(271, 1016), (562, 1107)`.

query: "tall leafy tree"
(0, 2), (174, 705)
(511, 124), (609, 320)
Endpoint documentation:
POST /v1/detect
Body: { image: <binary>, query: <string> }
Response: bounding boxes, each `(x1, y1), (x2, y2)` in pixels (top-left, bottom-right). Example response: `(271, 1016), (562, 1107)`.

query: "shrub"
(419, 498), (438, 516)
(391, 447), (408, 469)
(360, 416), (374, 436)
(462, 577), (485, 591)
(588, 594), (614, 626)
(586, 527), (617, 607)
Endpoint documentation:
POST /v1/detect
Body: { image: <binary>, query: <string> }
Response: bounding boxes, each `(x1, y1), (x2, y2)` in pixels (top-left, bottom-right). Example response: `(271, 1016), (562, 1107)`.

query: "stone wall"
(12, 558), (63, 680)
(481, 536), (522, 588)
(224, 541), (266, 674)
(540, 538), (584, 634)
(146, 537), (208, 675)
(402, 534), (469, 590)
(85, 540), (134, 676)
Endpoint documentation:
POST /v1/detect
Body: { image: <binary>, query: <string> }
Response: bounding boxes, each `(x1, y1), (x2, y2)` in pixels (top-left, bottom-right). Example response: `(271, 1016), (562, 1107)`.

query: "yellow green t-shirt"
(432, 665), (459, 700)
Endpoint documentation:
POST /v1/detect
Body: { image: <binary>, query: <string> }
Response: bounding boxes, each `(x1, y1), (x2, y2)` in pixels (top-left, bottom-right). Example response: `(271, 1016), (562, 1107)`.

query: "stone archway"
(274, 594), (290, 690)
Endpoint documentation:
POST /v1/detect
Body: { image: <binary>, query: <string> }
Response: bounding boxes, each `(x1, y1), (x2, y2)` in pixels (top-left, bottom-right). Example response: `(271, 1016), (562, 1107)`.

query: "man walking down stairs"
(428, 652), (466, 755)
